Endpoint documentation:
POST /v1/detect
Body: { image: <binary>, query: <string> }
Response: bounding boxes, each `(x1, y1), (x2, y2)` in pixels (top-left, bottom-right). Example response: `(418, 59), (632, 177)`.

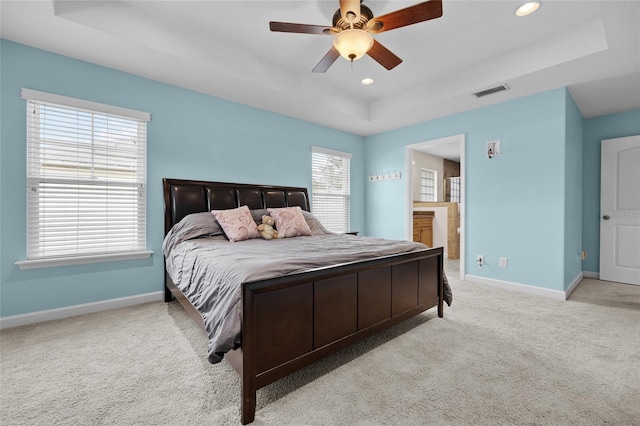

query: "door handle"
(602, 215), (610, 220)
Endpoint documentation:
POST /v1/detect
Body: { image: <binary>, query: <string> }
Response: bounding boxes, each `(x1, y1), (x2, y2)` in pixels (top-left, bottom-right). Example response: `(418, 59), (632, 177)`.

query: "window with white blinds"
(21, 89), (150, 261)
(420, 168), (436, 202)
(311, 147), (351, 233)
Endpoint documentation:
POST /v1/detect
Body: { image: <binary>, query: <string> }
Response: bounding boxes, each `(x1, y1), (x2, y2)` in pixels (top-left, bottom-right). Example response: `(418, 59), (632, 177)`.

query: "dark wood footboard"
(234, 247), (443, 424)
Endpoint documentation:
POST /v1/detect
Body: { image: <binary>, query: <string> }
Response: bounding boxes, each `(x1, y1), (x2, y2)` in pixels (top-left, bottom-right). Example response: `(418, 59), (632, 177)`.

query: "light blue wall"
(564, 91), (584, 288)
(582, 109), (640, 273)
(0, 40), (365, 317)
(365, 89), (569, 291)
(3, 40), (638, 318)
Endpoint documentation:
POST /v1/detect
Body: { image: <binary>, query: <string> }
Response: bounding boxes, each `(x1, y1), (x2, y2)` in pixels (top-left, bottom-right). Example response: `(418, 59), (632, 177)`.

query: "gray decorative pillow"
(250, 209), (270, 225)
(162, 212), (223, 256)
(301, 210), (332, 235)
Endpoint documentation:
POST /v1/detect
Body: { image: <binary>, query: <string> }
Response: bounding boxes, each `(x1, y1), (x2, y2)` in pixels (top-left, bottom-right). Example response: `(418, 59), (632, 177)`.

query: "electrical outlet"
(476, 255), (484, 268)
(499, 257), (508, 268)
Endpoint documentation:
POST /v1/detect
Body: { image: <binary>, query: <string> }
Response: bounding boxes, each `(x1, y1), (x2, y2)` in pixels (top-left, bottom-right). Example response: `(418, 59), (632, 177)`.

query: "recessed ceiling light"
(515, 1), (541, 17)
(361, 78), (374, 85)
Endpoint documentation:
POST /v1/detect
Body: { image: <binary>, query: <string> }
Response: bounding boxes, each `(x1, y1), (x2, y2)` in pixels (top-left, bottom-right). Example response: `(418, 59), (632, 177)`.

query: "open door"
(600, 135), (640, 285)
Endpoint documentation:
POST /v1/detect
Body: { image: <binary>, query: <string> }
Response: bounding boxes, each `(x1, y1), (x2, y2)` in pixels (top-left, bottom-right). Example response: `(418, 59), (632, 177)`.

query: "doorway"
(405, 134), (465, 281)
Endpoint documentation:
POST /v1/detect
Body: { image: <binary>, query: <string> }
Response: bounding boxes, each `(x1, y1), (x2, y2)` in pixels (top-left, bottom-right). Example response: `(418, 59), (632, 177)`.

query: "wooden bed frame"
(163, 178), (444, 424)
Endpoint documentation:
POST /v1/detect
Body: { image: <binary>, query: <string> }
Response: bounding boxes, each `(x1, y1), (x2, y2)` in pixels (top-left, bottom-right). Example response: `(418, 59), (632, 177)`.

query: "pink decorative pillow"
(268, 206), (312, 238)
(211, 205), (260, 242)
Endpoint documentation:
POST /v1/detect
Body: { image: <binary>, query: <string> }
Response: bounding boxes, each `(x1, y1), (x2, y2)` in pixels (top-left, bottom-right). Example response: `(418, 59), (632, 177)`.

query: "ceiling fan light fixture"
(333, 29), (374, 62)
(515, 1), (541, 17)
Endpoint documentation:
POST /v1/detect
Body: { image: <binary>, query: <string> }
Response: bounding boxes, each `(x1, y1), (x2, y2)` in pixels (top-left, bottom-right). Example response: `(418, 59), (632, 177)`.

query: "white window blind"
(312, 147), (351, 233)
(420, 168), (436, 202)
(22, 89), (150, 261)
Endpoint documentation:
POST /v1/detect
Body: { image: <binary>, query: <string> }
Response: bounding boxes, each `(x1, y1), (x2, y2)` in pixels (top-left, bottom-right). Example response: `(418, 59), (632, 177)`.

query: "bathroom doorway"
(405, 134), (465, 281)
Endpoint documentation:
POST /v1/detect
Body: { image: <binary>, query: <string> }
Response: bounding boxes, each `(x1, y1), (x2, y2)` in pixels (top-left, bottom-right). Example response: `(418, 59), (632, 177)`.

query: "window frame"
(420, 168), (437, 202)
(16, 89), (153, 270)
(311, 146), (351, 234)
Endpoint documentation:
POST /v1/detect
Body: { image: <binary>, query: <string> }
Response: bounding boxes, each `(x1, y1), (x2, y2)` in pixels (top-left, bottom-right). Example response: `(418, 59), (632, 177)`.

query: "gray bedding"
(163, 217), (451, 363)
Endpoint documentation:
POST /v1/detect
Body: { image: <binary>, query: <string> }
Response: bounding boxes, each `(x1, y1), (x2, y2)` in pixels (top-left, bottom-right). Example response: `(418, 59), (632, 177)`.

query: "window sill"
(15, 250), (154, 270)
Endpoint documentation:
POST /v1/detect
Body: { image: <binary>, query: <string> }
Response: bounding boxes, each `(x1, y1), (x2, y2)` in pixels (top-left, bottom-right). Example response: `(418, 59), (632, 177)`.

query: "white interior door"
(600, 135), (640, 285)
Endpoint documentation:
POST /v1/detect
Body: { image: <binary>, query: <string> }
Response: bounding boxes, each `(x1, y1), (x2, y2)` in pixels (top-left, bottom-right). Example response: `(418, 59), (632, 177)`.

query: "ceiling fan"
(269, 0), (443, 73)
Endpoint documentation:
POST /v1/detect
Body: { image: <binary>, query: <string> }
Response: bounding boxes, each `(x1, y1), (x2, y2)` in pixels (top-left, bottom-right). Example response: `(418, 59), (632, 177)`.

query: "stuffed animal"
(257, 215), (284, 240)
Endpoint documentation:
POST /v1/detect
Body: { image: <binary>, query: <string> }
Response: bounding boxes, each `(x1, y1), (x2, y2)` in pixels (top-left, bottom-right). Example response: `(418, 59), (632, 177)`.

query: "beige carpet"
(1, 270), (639, 425)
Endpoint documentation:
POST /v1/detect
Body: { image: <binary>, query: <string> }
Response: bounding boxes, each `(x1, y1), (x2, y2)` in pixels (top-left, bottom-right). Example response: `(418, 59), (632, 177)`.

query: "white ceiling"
(1, 1), (639, 137)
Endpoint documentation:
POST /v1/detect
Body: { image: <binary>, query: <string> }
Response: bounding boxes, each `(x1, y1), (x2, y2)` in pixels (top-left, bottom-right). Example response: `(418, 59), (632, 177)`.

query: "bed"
(162, 178), (449, 424)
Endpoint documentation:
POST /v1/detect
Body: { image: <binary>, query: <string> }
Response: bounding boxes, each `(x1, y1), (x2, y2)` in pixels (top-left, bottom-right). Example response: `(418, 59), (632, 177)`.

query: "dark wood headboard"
(163, 178), (310, 235)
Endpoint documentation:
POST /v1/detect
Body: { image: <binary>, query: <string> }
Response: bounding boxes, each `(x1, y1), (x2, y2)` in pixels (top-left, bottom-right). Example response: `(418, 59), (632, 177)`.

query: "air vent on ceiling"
(473, 84), (509, 98)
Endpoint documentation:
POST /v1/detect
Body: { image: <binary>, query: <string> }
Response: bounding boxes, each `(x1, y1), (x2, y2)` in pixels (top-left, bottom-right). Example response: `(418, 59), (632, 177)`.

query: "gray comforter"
(164, 233), (451, 363)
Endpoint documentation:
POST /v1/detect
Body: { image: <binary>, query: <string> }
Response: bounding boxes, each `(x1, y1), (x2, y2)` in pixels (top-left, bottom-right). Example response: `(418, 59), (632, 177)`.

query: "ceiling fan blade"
(368, 0), (443, 34)
(312, 47), (341, 73)
(367, 40), (402, 70)
(269, 21), (334, 35)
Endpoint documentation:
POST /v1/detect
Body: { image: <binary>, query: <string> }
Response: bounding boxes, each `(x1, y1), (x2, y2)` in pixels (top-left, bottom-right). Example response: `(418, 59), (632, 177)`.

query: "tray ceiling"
(1, 0), (639, 135)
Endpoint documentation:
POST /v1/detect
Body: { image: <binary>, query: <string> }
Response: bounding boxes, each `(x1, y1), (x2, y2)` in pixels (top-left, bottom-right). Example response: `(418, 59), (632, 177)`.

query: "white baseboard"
(564, 272), (584, 299)
(465, 274), (567, 300)
(0, 291), (164, 329)
(582, 271), (600, 279)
